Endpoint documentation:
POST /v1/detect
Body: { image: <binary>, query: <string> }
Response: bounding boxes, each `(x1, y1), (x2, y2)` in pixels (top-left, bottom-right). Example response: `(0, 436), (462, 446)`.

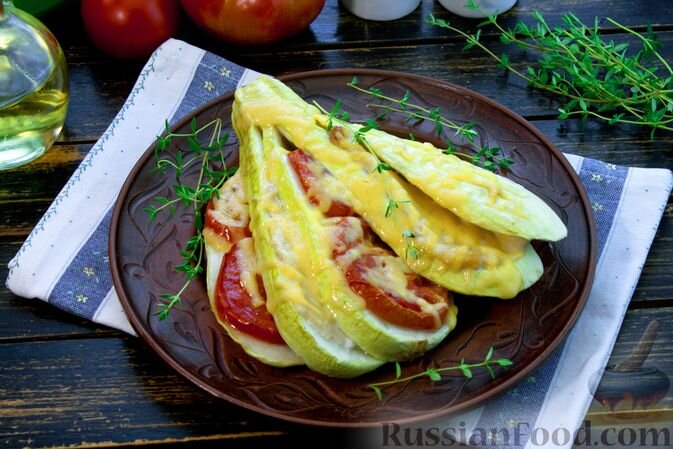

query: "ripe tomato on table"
(180, 0), (326, 46)
(81, 0), (180, 59)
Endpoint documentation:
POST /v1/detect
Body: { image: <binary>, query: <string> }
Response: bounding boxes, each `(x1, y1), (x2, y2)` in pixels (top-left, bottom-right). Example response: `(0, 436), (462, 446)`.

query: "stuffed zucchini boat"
(232, 76), (563, 299)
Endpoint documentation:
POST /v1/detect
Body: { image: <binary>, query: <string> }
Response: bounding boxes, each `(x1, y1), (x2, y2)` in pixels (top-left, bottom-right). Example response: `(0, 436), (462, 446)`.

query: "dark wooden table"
(2, 1), (672, 447)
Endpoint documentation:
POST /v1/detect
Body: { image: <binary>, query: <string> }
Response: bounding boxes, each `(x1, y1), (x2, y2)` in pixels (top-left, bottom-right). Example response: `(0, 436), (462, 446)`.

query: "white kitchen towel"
(6, 39), (672, 449)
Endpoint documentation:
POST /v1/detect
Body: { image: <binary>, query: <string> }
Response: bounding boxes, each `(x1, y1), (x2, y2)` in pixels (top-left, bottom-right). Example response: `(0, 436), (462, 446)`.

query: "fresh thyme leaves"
(368, 347), (513, 400)
(326, 99), (350, 131)
(441, 140), (514, 171)
(426, 6), (673, 137)
(144, 117), (235, 320)
(402, 229), (420, 260)
(349, 76), (478, 142)
(384, 198), (410, 218)
(348, 76), (513, 172)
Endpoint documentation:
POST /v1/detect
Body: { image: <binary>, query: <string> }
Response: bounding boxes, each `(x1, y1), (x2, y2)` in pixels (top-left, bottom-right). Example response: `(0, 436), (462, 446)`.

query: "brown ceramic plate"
(110, 69), (596, 428)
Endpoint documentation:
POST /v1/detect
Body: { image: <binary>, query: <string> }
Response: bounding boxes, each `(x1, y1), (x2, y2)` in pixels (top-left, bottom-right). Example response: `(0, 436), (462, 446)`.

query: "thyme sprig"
(144, 117), (235, 320)
(348, 76), (514, 172)
(402, 229), (420, 261)
(369, 347), (513, 400)
(348, 77), (479, 142)
(316, 100), (409, 217)
(427, 1), (673, 137)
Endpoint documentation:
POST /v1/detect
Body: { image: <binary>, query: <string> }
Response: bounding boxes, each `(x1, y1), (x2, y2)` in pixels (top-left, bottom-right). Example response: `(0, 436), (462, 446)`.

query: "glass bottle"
(0, 0), (69, 170)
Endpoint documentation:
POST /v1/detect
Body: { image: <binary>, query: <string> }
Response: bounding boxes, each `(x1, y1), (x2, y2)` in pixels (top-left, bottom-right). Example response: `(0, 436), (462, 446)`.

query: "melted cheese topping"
(246, 128), (339, 327)
(236, 237), (266, 309)
(290, 121), (531, 298)
(203, 227), (232, 255)
(208, 170), (249, 227)
(204, 170), (249, 254)
(303, 155), (353, 213)
(323, 216), (447, 328)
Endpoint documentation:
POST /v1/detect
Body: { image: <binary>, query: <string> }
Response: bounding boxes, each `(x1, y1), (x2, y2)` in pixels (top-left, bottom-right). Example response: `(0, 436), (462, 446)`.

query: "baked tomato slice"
(288, 149), (354, 217)
(205, 200), (251, 243)
(204, 170), (251, 249)
(345, 252), (449, 330)
(290, 150), (451, 331)
(215, 239), (284, 344)
(326, 216), (450, 330)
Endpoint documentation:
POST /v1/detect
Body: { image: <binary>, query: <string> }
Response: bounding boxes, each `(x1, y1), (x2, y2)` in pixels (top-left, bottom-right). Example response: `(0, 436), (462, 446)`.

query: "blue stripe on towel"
(48, 209), (114, 319)
(577, 158), (628, 258)
(467, 157), (628, 448)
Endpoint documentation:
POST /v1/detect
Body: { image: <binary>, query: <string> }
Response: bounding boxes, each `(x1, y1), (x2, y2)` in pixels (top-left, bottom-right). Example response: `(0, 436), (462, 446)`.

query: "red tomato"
(180, 0), (326, 46)
(287, 149), (354, 217)
(329, 217), (370, 259)
(205, 201), (251, 243)
(81, 0), (180, 59)
(345, 253), (450, 330)
(215, 241), (285, 344)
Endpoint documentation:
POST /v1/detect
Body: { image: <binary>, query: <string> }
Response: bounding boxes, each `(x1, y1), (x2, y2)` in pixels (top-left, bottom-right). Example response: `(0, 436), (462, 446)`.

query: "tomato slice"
(215, 240), (284, 344)
(345, 252), (449, 330)
(205, 204), (251, 243)
(327, 216), (378, 259)
(324, 212), (450, 330)
(287, 149), (354, 217)
(204, 171), (251, 244)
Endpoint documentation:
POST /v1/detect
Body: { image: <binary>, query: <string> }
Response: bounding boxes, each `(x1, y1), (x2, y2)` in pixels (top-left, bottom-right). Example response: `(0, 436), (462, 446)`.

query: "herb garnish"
(144, 118), (235, 320)
(349, 76), (479, 142)
(402, 229), (420, 261)
(348, 76), (514, 172)
(427, 0), (673, 137)
(368, 347), (513, 400)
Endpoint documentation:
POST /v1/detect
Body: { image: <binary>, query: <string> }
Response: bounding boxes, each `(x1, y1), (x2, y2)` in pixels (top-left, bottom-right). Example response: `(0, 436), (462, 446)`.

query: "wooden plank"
(0, 143), (89, 237)
(54, 29), (673, 142)
(0, 337), (327, 449)
(0, 308), (670, 448)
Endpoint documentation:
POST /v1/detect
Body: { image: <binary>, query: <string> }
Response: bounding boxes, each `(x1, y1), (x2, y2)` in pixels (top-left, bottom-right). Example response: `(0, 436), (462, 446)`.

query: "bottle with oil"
(0, 0), (69, 170)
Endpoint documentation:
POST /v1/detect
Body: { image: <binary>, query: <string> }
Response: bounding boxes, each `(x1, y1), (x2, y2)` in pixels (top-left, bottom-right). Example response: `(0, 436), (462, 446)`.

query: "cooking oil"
(0, 0), (69, 170)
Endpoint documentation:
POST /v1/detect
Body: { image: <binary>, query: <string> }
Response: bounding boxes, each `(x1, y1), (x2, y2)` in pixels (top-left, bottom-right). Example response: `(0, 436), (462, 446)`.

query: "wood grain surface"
(1, 0), (672, 447)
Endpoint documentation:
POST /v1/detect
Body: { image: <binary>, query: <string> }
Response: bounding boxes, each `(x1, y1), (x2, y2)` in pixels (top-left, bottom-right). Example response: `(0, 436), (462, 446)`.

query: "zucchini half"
(235, 110), (385, 377)
(234, 77), (544, 299)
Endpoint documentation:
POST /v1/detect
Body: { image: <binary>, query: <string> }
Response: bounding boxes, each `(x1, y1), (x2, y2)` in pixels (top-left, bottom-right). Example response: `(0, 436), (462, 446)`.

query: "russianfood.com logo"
(380, 421), (671, 447)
